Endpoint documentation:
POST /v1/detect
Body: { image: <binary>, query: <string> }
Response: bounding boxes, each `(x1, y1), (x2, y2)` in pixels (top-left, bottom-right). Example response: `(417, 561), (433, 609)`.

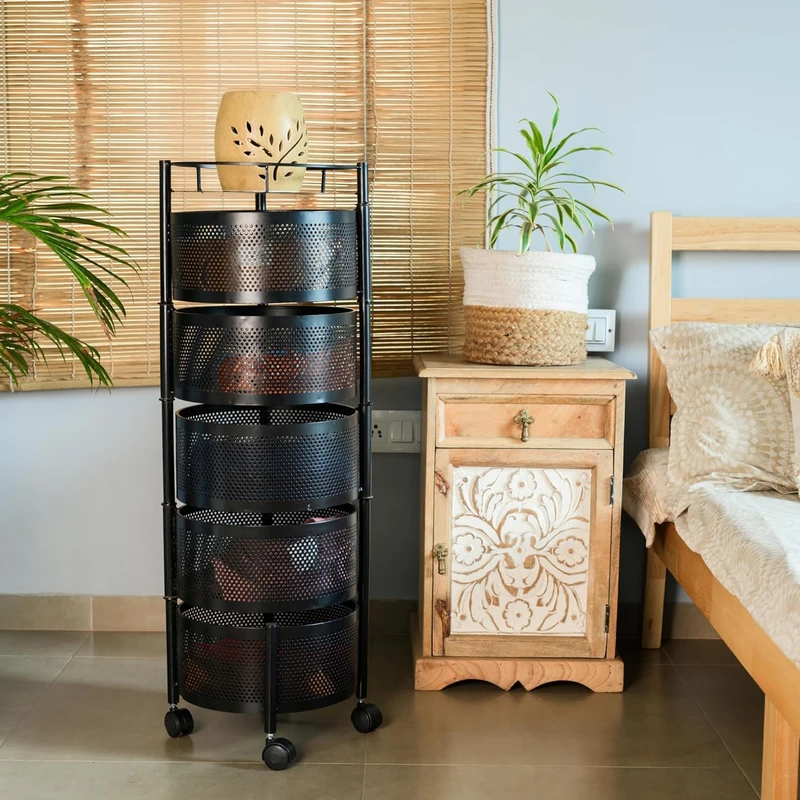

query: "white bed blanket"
(675, 490), (800, 666)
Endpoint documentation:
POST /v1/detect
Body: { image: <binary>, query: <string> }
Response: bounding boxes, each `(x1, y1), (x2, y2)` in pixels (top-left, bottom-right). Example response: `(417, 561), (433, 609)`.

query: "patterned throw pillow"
(751, 327), (800, 489)
(650, 323), (797, 516)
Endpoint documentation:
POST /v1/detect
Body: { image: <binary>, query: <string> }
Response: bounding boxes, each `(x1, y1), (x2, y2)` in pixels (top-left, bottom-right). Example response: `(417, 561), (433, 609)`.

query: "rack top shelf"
(170, 161), (362, 171)
(165, 160), (365, 197)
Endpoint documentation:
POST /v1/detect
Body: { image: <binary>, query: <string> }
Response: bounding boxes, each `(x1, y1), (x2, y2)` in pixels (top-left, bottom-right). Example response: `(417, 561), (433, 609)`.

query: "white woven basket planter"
(460, 248), (596, 366)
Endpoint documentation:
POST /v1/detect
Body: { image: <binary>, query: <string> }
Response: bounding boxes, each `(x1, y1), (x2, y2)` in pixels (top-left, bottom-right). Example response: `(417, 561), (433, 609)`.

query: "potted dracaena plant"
(459, 94), (623, 366)
(0, 173), (135, 387)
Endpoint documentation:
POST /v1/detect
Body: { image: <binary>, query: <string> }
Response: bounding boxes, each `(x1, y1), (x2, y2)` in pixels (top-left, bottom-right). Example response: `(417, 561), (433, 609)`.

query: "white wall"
(2, 0), (800, 602)
(0, 387), (164, 594)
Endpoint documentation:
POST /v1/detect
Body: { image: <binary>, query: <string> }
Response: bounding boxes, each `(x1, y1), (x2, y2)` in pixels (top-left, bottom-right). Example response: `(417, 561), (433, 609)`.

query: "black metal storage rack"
(158, 160), (382, 770)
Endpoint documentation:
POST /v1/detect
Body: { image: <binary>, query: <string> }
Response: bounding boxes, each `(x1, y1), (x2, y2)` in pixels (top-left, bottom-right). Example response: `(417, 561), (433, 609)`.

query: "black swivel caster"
(351, 702), (383, 734)
(262, 737), (296, 771)
(164, 707), (194, 738)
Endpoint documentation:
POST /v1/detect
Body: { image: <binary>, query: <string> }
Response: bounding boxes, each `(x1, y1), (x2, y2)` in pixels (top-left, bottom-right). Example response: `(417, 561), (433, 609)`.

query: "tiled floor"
(0, 632), (770, 799)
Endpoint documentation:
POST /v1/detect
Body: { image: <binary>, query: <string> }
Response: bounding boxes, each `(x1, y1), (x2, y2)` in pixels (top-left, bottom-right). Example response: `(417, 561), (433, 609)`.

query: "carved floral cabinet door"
(431, 448), (613, 659)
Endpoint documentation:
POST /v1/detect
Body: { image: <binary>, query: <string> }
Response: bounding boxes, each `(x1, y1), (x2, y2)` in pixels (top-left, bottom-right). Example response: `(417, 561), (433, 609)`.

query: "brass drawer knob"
(513, 409), (535, 442)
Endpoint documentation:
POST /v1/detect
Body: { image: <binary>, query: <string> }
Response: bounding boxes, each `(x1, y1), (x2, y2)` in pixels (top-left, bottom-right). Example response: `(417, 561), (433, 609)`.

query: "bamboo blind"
(1, 0), (489, 387)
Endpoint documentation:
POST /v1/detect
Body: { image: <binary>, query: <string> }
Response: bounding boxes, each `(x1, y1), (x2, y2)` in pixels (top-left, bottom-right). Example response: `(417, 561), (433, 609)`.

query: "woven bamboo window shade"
(1, 0), (490, 387)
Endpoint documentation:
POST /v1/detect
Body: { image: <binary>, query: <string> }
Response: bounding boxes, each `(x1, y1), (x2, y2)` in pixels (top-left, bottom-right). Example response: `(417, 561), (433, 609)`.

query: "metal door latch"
(434, 543), (449, 575)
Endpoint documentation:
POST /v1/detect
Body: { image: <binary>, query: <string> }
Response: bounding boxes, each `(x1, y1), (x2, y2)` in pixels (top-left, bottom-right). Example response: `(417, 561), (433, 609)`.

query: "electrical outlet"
(586, 308), (616, 353)
(371, 410), (421, 453)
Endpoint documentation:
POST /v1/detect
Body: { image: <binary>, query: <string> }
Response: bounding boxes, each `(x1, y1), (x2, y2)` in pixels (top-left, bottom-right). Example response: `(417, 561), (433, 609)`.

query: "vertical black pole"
(255, 193), (266, 211)
(356, 162), (372, 703)
(159, 160), (179, 707)
(264, 623), (278, 738)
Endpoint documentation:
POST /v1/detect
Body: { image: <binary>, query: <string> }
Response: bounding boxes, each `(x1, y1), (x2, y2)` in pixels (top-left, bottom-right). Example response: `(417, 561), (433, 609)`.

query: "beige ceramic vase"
(214, 91), (308, 192)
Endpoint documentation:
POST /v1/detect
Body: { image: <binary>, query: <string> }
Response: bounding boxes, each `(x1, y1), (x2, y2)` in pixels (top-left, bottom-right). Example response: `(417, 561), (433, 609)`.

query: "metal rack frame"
(158, 159), (381, 768)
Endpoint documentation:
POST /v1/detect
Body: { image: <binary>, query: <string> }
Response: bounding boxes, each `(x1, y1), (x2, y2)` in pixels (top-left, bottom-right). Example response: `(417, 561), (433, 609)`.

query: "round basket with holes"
(171, 210), (358, 303)
(177, 602), (358, 714)
(175, 505), (358, 613)
(173, 306), (357, 406)
(175, 403), (359, 513)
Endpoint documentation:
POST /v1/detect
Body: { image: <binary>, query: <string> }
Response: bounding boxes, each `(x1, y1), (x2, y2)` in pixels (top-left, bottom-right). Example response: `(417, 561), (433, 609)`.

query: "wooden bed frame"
(641, 212), (800, 800)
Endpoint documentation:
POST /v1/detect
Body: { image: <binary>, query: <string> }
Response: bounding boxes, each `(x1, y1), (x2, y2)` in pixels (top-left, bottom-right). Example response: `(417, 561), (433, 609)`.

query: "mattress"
(675, 489), (800, 666)
(624, 447), (800, 665)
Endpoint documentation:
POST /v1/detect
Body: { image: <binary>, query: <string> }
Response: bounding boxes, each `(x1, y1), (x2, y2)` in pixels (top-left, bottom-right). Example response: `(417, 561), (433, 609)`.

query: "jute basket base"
(463, 305), (588, 366)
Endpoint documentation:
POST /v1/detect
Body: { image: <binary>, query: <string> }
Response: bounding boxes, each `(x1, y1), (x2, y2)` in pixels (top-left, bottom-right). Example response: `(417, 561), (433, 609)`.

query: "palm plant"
(0, 172), (136, 387)
(460, 94), (623, 253)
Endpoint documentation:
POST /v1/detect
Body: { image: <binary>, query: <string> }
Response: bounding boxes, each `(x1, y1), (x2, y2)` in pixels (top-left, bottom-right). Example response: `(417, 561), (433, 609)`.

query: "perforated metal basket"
(177, 602), (358, 714)
(175, 505), (358, 612)
(175, 404), (359, 512)
(171, 210), (359, 303)
(173, 306), (357, 406)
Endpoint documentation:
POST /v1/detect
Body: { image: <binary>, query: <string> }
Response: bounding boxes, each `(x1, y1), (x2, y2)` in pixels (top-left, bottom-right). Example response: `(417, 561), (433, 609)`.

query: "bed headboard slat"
(672, 217), (800, 251)
(671, 298), (800, 324)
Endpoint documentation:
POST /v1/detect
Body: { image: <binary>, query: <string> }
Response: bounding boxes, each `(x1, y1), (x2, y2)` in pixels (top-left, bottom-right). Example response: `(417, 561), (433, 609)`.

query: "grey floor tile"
(363, 765), (757, 800)
(0, 656), (70, 747)
(0, 761), (365, 800)
(0, 631), (88, 657)
(74, 632), (165, 658)
(676, 665), (764, 786)
(0, 656), (365, 764)
(616, 638), (672, 665)
(664, 639), (739, 666)
(366, 656), (737, 767)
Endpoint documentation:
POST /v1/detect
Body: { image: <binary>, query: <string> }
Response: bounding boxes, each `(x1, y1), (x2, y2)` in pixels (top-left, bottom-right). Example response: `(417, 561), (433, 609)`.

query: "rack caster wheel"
(262, 737), (296, 771)
(164, 708), (194, 738)
(351, 702), (383, 734)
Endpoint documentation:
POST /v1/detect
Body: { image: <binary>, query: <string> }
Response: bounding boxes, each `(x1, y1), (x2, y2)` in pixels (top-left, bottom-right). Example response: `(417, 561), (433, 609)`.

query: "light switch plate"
(586, 308), (616, 353)
(372, 409), (421, 453)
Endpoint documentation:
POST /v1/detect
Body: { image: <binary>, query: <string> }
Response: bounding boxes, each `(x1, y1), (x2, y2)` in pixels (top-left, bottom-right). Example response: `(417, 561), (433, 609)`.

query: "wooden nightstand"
(412, 353), (636, 691)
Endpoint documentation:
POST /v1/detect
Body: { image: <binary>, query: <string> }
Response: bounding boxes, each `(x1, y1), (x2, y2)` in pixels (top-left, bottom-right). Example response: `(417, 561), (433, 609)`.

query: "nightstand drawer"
(436, 394), (614, 448)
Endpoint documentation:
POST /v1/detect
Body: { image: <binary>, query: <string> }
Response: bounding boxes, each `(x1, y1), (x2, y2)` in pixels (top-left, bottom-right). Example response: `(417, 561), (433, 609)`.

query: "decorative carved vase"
(214, 91), (308, 192)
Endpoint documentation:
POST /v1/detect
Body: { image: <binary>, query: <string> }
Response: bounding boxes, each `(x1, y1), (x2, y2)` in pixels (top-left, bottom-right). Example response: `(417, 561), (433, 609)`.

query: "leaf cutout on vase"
(248, 138), (260, 146)
(233, 140), (242, 146)
(269, 133), (274, 145)
(262, 148), (273, 158)
(258, 172), (266, 180)
(284, 171), (294, 177)
(297, 151), (304, 157)
(243, 151), (252, 156)
(230, 126), (238, 134)
(286, 127), (292, 140)
(259, 124), (264, 136)
(246, 121), (252, 133)
(296, 120), (301, 131)
(278, 140), (283, 152)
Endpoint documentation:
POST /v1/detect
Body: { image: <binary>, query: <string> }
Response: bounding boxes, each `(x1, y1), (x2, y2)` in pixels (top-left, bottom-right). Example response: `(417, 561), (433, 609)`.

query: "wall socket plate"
(371, 409), (421, 453)
(586, 308), (616, 353)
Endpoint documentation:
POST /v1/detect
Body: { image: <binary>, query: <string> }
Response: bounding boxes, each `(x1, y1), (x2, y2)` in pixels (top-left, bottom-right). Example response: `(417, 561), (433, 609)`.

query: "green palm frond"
(458, 95), (624, 254)
(0, 304), (111, 387)
(0, 172), (136, 386)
